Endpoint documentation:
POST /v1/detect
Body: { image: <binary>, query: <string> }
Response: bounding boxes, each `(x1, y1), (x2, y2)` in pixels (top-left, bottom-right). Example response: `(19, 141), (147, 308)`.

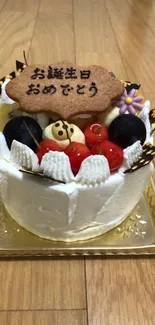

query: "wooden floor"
(0, 0), (155, 324)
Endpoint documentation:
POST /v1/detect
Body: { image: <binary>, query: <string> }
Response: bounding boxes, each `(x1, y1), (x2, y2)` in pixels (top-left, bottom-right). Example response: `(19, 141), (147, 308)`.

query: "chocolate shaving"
(23, 121), (40, 149)
(23, 51), (28, 67)
(125, 142), (155, 174)
(16, 60), (25, 72)
(20, 168), (66, 184)
(122, 80), (141, 93)
(149, 109), (155, 125)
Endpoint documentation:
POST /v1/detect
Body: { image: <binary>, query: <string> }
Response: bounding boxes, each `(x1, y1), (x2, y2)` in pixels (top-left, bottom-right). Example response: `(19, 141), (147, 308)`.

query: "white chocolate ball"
(98, 106), (120, 126)
(52, 121), (74, 140)
(43, 121), (85, 149)
(70, 114), (96, 130)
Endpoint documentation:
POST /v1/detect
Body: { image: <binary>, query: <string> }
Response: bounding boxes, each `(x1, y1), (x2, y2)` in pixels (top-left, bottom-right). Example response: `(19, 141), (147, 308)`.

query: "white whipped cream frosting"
(10, 140), (39, 171)
(0, 79), (15, 105)
(1, 161), (153, 241)
(119, 140), (143, 174)
(0, 100), (153, 241)
(75, 155), (110, 186)
(138, 100), (151, 141)
(40, 151), (75, 183)
(0, 132), (10, 161)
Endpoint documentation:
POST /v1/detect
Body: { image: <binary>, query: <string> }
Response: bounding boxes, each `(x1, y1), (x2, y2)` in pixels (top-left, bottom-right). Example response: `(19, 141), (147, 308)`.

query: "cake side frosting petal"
(75, 155), (110, 186)
(10, 140), (39, 171)
(138, 100), (151, 141)
(122, 140), (143, 170)
(0, 132), (10, 160)
(40, 151), (75, 183)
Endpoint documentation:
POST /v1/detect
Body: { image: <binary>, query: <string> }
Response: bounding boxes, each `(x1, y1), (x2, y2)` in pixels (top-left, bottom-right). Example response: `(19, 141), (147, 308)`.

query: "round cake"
(0, 62), (154, 242)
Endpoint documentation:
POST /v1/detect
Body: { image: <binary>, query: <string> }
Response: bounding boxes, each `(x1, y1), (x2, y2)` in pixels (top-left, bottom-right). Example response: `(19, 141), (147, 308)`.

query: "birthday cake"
(0, 60), (154, 242)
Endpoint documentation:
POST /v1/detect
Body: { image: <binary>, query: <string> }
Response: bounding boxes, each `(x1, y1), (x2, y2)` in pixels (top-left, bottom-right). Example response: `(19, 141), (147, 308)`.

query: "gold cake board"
(0, 178), (154, 257)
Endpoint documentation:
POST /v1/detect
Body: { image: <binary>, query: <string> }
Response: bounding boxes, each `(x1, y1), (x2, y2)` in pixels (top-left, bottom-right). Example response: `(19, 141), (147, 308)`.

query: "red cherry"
(36, 139), (62, 163)
(84, 122), (108, 148)
(64, 142), (91, 175)
(91, 140), (123, 172)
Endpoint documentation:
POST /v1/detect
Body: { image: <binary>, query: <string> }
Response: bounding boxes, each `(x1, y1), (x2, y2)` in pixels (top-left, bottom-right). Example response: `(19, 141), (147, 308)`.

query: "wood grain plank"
(73, 0), (126, 79)
(0, 1), (154, 324)
(0, 1), (40, 77)
(0, 0), (7, 11)
(0, 259), (86, 310)
(86, 257), (155, 325)
(127, 0), (155, 33)
(26, 1), (86, 315)
(0, 0), (86, 315)
(2, 0), (40, 12)
(0, 310), (87, 325)
(28, 0), (74, 64)
(105, 0), (155, 103)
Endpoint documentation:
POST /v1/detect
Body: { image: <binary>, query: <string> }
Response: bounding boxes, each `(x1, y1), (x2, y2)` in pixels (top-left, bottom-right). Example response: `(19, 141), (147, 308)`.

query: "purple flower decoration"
(117, 89), (143, 115)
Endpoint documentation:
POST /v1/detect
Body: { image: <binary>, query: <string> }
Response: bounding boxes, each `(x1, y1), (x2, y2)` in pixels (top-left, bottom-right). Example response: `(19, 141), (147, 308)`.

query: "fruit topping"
(91, 140), (123, 172)
(3, 116), (42, 151)
(108, 114), (146, 149)
(84, 122), (108, 148)
(43, 120), (85, 149)
(64, 142), (91, 175)
(36, 139), (62, 163)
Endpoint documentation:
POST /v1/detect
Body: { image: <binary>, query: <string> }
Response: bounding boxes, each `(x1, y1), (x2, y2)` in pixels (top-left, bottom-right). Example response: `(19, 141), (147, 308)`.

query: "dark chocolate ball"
(108, 114), (146, 149)
(3, 116), (42, 151)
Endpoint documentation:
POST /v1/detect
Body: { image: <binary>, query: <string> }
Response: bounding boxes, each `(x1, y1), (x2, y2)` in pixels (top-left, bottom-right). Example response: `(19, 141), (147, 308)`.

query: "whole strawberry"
(84, 122), (108, 148)
(36, 139), (62, 163)
(91, 140), (123, 172)
(64, 142), (91, 175)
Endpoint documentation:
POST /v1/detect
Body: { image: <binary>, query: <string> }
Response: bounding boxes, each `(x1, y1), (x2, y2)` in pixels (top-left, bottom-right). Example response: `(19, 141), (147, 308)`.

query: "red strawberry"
(64, 142), (91, 175)
(84, 122), (108, 148)
(36, 139), (62, 163)
(91, 140), (123, 172)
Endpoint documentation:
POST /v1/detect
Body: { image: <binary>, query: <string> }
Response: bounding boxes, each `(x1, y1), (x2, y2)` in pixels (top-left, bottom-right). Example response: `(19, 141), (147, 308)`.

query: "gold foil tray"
(0, 178), (154, 257)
